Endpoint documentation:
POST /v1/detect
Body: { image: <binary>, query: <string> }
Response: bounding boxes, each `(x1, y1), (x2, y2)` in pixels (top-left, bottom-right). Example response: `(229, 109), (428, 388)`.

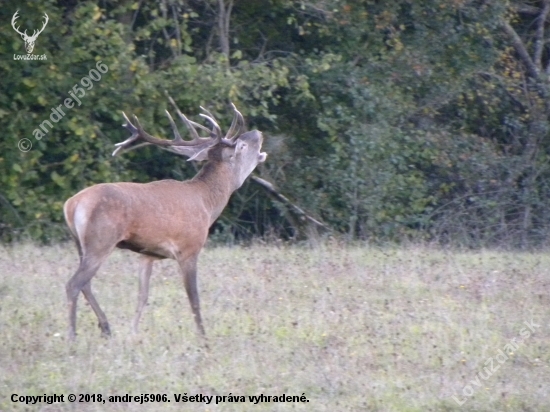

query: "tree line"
(2, 0), (550, 248)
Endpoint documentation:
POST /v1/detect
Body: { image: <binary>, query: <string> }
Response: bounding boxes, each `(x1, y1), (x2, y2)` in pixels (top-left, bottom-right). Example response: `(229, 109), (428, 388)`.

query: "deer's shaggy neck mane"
(192, 160), (234, 224)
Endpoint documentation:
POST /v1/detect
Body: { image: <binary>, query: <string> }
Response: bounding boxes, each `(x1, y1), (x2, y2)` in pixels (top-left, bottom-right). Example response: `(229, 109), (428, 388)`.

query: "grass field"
(0, 242), (549, 411)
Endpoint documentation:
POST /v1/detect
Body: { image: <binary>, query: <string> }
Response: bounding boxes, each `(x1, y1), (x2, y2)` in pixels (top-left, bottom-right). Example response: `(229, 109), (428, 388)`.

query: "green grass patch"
(0, 243), (548, 410)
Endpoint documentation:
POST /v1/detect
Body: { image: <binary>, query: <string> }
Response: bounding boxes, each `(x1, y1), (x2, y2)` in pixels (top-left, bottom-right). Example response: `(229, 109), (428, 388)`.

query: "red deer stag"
(63, 98), (267, 340)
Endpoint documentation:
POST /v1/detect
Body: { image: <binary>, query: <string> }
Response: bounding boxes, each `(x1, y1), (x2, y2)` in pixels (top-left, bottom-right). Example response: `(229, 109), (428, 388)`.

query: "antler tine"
(131, 114), (176, 147)
(224, 108), (239, 139)
(199, 106), (217, 119)
(166, 95), (206, 142)
(113, 142), (151, 157)
(187, 119), (212, 134)
(164, 110), (184, 143)
(112, 111), (183, 157)
(199, 106), (222, 139)
(164, 91), (235, 144)
(232, 103), (244, 120)
(112, 112), (140, 156)
(177, 111), (202, 141)
(121, 111), (138, 136)
(222, 103), (245, 144)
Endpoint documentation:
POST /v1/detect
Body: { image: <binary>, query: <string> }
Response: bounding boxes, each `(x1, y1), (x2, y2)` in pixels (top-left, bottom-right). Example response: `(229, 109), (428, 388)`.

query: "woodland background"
(3, 0), (550, 248)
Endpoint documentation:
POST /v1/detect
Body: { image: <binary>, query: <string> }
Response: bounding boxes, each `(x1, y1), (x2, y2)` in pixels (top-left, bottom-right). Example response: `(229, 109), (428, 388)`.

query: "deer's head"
(113, 97), (267, 190)
(11, 10), (49, 54)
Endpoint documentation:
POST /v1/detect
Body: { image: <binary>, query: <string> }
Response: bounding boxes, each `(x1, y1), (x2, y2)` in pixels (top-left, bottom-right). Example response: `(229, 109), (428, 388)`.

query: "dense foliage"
(2, 0), (550, 247)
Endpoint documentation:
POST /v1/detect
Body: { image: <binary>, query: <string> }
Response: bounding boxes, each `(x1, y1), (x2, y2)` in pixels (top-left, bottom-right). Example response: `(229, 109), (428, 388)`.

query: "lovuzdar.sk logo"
(12, 10), (48, 61)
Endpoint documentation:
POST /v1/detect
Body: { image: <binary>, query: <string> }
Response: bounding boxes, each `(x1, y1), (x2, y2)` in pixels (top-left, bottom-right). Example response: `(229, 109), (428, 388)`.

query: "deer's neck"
(192, 161), (234, 224)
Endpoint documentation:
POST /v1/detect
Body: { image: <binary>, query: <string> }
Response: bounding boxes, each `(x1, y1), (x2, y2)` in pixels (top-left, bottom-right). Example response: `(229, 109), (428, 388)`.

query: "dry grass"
(0, 242), (549, 411)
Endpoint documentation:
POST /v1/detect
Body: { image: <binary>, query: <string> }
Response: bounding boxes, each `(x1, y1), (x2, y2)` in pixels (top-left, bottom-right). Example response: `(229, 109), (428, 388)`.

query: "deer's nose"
(240, 130), (263, 145)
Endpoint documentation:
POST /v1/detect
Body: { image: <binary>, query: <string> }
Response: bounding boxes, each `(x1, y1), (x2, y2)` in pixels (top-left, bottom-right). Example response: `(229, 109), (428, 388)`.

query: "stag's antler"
(197, 103), (245, 146)
(222, 103), (245, 144)
(167, 95), (245, 145)
(113, 97), (246, 157)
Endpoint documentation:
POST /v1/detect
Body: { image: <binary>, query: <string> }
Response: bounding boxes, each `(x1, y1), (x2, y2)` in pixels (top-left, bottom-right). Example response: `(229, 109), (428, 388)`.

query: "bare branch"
(514, 2), (550, 21)
(251, 176), (331, 231)
(130, 0), (144, 30)
(218, 0), (233, 57)
(171, 3), (182, 55)
(534, 0), (550, 70)
(478, 71), (526, 112)
(502, 20), (540, 79)
(161, 0), (180, 58)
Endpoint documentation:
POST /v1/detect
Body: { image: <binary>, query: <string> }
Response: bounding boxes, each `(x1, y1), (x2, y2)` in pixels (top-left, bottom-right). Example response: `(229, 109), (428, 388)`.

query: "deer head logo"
(11, 10), (49, 54)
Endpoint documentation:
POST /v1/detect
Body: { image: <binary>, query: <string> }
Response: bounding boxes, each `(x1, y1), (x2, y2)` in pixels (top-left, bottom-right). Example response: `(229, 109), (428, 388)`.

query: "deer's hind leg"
(66, 249), (113, 340)
(81, 281), (111, 337)
(176, 252), (205, 337)
(65, 217), (121, 340)
(132, 256), (155, 334)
